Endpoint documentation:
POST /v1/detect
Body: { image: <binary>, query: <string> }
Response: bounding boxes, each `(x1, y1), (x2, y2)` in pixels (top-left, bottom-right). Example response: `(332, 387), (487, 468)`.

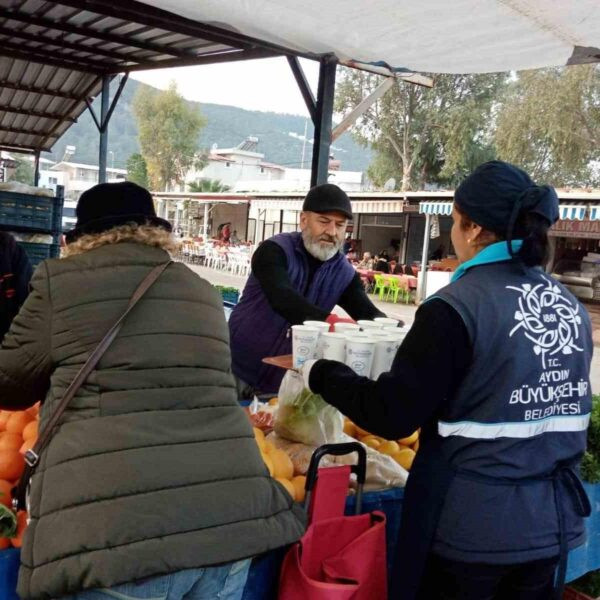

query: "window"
(226, 162), (231, 167)
(260, 167), (265, 174)
(49, 177), (58, 185)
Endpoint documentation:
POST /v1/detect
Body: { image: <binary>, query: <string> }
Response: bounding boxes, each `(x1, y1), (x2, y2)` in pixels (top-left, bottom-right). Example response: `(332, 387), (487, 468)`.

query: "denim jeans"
(59, 558), (252, 600)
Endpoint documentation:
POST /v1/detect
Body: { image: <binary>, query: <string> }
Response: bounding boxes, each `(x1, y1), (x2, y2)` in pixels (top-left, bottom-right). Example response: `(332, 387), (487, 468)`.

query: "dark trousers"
(418, 553), (558, 600)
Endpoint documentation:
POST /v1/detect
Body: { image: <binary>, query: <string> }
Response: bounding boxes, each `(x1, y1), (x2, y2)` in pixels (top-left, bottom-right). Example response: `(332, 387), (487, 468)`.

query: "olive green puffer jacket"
(0, 242), (305, 599)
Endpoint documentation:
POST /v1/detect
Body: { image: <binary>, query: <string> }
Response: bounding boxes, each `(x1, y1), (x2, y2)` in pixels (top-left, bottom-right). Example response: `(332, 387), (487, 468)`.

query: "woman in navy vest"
(303, 161), (593, 600)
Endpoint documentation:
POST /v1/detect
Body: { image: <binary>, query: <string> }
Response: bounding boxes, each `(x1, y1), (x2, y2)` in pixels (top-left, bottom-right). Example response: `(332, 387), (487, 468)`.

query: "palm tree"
(188, 178), (231, 193)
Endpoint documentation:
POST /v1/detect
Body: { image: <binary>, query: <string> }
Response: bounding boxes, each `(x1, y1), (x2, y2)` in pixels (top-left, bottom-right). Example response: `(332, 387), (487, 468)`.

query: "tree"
(495, 65), (600, 187)
(133, 81), (206, 191)
(188, 178), (231, 193)
(126, 153), (150, 188)
(335, 69), (507, 190)
(8, 158), (34, 186)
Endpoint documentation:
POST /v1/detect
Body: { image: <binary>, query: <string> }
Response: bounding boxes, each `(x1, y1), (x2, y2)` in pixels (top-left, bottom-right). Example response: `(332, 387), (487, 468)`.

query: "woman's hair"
(62, 223), (179, 258)
(455, 202), (549, 267)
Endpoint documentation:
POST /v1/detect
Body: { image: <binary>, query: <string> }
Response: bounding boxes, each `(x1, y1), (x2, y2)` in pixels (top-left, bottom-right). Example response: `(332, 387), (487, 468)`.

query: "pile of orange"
(253, 427), (306, 503)
(0, 403), (39, 549)
(343, 419), (419, 471)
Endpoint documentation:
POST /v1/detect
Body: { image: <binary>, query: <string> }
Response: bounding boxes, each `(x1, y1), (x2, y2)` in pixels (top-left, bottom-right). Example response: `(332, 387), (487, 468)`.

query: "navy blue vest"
(229, 232), (355, 393)
(431, 261), (593, 563)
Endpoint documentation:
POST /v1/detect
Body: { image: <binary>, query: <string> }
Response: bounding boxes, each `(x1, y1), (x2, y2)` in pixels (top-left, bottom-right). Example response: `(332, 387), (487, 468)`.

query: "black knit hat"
(65, 181), (172, 243)
(302, 183), (353, 219)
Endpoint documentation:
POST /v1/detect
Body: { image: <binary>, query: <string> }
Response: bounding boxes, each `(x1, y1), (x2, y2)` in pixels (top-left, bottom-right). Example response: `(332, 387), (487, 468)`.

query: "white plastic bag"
(274, 370), (344, 446)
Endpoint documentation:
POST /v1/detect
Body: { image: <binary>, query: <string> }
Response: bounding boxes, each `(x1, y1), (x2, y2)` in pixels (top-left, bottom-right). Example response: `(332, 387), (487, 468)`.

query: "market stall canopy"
(0, 0), (284, 154)
(140, 0), (600, 74)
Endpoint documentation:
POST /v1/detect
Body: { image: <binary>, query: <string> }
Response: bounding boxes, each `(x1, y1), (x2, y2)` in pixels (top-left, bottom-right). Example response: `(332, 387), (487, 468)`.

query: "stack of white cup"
(291, 325), (320, 368)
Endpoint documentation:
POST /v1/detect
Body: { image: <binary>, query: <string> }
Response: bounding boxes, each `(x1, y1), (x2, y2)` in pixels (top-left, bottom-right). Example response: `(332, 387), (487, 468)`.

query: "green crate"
(0, 192), (62, 232)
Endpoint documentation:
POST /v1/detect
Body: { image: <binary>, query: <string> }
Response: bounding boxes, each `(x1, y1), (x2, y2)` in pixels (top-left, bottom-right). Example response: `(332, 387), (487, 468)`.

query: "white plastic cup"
(304, 321), (331, 358)
(357, 320), (385, 331)
(334, 322), (360, 333)
(345, 338), (376, 377)
(371, 336), (397, 379)
(291, 325), (320, 368)
(384, 329), (407, 353)
(321, 332), (347, 361)
(375, 317), (400, 327)
(303, 320), (331, 333)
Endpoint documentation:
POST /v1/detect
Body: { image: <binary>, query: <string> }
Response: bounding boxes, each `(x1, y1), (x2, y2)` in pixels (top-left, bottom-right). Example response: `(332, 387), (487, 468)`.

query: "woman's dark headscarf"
(454, 161), (559, 256)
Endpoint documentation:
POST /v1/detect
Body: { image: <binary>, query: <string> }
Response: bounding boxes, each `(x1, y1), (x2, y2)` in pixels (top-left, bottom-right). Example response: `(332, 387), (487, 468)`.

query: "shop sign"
(549, 219), (600, 239)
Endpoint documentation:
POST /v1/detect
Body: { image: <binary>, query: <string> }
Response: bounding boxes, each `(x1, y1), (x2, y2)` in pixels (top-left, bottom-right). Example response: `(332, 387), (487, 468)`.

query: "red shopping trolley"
(278, 442), (387, 599)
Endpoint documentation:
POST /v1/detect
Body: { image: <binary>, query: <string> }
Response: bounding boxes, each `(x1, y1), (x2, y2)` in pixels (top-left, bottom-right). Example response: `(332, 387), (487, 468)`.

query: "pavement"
(185, 262), (600, 394)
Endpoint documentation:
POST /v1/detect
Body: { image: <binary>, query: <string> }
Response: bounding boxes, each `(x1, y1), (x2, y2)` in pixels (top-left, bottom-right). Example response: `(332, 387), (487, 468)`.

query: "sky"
(131, 57), (320, 116)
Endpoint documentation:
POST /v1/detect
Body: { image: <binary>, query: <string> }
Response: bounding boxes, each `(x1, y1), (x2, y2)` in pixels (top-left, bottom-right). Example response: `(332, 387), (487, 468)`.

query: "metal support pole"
(310, 55), (337, 188)
(203, 203), (210, 241)
(279, 209), (284, 234)
(33, 150), (40, 187)
(98, 75), (110, 184)
(418, 213), (431, 302)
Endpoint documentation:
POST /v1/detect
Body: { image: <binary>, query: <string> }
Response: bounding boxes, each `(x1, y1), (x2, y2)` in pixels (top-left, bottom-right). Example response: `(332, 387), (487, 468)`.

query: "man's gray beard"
(302, 229), (341, 261)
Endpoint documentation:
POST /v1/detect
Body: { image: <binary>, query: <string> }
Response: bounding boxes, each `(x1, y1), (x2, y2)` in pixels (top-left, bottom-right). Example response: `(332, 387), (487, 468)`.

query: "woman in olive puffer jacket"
(0, 182), (305, 600)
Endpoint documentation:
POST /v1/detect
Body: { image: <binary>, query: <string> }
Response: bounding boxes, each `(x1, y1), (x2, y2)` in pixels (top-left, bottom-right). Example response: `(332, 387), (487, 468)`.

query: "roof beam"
(0, 45), (104, 73)
(0, 105), (76, 123)
(0, 125), (47, 137)
(52, 0), (316, 59)
(0, 25), (142, 64)
(287, 56), (316, 124)
(0, 81), (81, 101)
(0, 7), (197, 59)
(114, 46), (278, 73)
(0, 144), (37, 155)
(39, 75), (104, 149)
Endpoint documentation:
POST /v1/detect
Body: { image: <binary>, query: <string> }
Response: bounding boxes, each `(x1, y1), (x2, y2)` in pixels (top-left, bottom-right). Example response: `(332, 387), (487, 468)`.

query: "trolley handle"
(304, 442), (367, 515)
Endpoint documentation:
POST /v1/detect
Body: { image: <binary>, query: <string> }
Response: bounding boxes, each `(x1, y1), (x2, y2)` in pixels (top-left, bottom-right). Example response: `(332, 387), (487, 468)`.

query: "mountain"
(43, 79), (372, 173)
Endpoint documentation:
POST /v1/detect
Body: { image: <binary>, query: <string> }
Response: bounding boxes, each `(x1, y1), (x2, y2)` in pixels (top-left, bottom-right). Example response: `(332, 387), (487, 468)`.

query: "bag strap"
(13, 261), (172, 511)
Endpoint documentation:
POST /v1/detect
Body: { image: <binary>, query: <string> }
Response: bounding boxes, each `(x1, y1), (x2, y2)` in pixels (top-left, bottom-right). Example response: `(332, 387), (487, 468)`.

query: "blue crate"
(0, 192), (63, 233)
(0, 548), (20, 600)
(18, 242), (60, 266)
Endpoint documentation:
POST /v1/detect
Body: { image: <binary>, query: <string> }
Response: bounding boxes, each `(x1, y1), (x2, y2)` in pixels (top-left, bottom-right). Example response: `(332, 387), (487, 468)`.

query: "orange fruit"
(354, 425), (372, 437)
(6, 412), (34, 435)
(392, 447), (416, 471)
(23, 421), (38, 441)
(268, 397), (279, 406)
(262, 452), (274, 477)
(271, 449), (294, 480)
(10, 511), (28, 548)
(0, 412), (9, 432)
(0, 479), (12, 508)
(379, 440), (401, 456)
(263, 440), (276, 455)
(291, 475), (307, 503)
(0, 433), (24, 451)
(398, 431), (419, 447)
(20, 438), (36, 456)
(362, 437), (381, 450)
(0, 450), (25, 481)
(0, 538), (10, 550)
(275, 477), (295, 499)
(343, 420), (357, 438)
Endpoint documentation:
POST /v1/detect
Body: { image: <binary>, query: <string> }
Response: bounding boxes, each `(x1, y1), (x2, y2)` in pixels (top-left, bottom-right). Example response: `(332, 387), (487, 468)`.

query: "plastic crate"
(221, 290), (240, 305)
(0, 548), (20, 600)
(18, 242), (60, 266)
(0, 192), (63, 233)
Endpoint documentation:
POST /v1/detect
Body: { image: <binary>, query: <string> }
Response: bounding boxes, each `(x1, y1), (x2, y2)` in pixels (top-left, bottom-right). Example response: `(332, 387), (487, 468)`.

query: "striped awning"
(559, 204), (587, 220)
(589, 206), (600, 221)
(419, 201), (453, 216)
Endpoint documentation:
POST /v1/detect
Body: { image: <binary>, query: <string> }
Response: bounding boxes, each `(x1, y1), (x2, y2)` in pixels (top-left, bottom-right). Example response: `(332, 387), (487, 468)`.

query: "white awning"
(419, 201), (453, 216)
(140, 1), (600, 74)
(559, 204), (587, 220)
(251, 198), (407, 214)
(589, 206), (600, 221)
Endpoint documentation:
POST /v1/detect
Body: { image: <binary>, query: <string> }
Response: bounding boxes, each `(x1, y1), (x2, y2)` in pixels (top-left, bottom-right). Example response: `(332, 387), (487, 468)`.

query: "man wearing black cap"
(229, 183), (385, 395)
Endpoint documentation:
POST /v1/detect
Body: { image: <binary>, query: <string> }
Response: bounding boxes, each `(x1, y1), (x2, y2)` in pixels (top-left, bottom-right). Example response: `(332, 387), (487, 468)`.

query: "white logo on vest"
(507, 276), (583, 369)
